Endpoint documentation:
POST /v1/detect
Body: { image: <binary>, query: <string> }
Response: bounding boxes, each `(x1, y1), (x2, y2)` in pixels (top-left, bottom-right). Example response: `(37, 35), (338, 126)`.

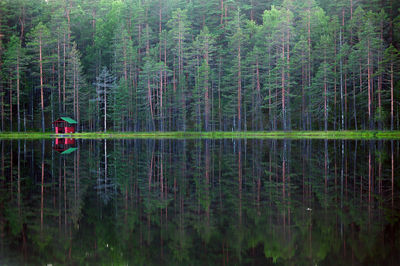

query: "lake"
(0, 139), (399, 265)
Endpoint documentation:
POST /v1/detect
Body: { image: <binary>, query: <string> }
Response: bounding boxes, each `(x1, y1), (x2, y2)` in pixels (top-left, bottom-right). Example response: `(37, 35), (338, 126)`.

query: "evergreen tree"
(93, 67), (116, 132)
(27, 22), (52, 132)
(167, 8), (190, 131)
(2, 35), (26, 132)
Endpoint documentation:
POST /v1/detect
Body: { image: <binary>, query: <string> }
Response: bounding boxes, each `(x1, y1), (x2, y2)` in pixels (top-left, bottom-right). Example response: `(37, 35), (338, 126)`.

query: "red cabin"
(52, 117), (77, 134)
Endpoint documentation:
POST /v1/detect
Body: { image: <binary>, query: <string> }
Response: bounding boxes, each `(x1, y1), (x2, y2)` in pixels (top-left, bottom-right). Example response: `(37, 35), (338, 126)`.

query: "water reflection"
(0, 139), (399, 265)
(53, 138), (77, 154)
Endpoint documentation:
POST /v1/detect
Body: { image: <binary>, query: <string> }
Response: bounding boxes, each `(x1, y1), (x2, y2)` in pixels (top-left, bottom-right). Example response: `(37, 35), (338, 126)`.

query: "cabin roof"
(53, 117), (77, 124)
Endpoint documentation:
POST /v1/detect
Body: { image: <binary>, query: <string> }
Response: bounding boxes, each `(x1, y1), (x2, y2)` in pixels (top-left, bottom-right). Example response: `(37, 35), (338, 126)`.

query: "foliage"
(0, 0), (399, 132)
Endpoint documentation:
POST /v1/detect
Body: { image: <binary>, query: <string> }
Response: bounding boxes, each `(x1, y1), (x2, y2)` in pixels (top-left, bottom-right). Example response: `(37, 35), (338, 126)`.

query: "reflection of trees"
(0, 139), (399, 264)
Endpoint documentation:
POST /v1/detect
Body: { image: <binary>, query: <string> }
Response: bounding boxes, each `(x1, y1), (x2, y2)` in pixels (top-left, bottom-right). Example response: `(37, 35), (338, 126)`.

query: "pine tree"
(93, 67), (116, 132)
(27, 22), (52, 132)
(168, 8), (190, 131)
(2, 35), (26, 132)
(193, 26), (216, 131)
(67, 42), (85, 130)
(383, 45), (400, 130)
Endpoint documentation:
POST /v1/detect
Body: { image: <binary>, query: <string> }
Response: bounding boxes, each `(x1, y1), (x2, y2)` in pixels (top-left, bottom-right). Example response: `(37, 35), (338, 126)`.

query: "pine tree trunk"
(255, 58), (261, 130)
(340, 27), (344, 130)
(51, 63), (54, 126)
(350, 0), (357, 130)
(378, 20), (383, 129)
(160, 69), (163, 131)
(378, 74), (382, 129)
(65, 2), (71, 42)
(307, 8), (311, 130)
(345, 71), (347, 129)
(23, 110), (26, 131)
(286, 25), (291, 130)
(0, 28), (3, 131)
(360, 59), (364, 128)
(63, 33), (66, 113)
(164, 37), (167, 130)
(334, 28), (337, 130)
(205, 63), (209, 132)
(282, 33), (286, 131)
(353, 73), (357, 130)
(250, 0), (254, 21)
(367, 39), (372, 129)
(204, 40), (210, 132)
(220, 0), (224, 25)
(104, 79), (107, 132)
(1, 82), (3, 131)
(301, 57), (305, 130)
(269, 62), (273, 130)
(77, 75), (79, 132)
(324, 49), (328, 131)
(57, 35), (61, 114)
(148, 77), (154, 131)
(196, 56), (200, 130)
(9, 78), (12, 131)
(342, 8), (346, 130)
(92, 7), (96, 44)
(73, 60), (76, 119)
(177, 16), (186, 131)
(159, 0), (163, 131)
(391, 62), (394, 130)
(237, 38), (242, 131)
(39, 32), (45, 132)
(218, 56), (222, 131)
(17, 51), (20, 132)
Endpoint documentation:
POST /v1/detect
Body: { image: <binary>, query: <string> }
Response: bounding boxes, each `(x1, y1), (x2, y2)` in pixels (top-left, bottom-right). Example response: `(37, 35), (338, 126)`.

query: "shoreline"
(1, 131), (400, 139)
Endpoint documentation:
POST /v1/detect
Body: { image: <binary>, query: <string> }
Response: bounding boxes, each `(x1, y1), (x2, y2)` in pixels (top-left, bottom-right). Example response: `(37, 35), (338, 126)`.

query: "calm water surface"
(0, 139), (399, 265)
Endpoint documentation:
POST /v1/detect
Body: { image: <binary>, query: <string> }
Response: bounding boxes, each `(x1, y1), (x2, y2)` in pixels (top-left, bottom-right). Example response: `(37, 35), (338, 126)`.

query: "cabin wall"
(65, 127), (75, 133)
(54, 125), (75, 134)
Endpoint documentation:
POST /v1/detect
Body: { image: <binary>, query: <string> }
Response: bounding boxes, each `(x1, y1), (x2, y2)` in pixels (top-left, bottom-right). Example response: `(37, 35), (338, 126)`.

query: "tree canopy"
(0, 0), (399, 132)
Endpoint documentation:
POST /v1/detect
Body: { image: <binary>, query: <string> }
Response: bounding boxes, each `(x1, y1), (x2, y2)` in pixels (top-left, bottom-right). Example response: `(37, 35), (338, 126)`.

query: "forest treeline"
(0, 0), (400, 132)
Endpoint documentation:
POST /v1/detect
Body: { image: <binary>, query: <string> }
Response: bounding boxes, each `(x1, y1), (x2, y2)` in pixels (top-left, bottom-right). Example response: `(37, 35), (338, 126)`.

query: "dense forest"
(1, 0), (400, 132)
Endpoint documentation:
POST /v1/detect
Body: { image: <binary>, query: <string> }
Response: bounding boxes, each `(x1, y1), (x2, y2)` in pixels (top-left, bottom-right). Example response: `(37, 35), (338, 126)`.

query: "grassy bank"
(0, 131), (400, 139)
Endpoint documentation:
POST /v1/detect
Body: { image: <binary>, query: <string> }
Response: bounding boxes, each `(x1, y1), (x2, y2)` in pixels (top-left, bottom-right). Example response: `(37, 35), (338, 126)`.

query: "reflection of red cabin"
(52, 117), (77, 133)
(55, 138), (75, 145)
(53, 138), (77, 154)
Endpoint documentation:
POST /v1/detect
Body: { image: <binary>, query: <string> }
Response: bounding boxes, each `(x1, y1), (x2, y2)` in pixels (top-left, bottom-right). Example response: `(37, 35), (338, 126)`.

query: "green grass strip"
(1, 131), (400, 140)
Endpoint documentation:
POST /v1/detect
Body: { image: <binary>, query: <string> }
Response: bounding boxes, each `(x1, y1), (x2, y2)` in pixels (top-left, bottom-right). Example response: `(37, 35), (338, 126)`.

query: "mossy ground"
(1, 131), (400, 139)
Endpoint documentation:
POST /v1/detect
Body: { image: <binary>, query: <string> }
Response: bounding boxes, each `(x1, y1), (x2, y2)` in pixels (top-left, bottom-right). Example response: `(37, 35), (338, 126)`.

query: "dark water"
(0, 139), (399, 265)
